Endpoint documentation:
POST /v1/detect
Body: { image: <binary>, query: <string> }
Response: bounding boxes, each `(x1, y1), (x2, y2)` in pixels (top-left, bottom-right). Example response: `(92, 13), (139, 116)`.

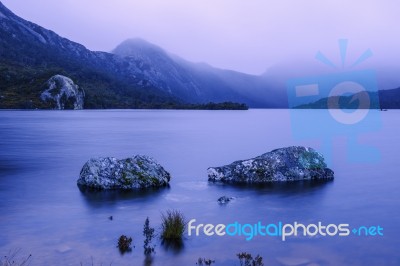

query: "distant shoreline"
(1, 108), (398, 111)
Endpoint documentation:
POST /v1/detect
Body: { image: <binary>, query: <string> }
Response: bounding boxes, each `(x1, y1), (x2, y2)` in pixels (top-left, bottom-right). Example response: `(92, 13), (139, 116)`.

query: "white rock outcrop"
(40, 75), (85, 110)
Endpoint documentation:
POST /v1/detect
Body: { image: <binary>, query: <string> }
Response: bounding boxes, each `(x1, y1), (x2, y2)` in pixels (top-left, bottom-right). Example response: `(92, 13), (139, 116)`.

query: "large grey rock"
(78, 155), (171, 190)
(40, 75), (85, 110)
(208, 146), (334, 183)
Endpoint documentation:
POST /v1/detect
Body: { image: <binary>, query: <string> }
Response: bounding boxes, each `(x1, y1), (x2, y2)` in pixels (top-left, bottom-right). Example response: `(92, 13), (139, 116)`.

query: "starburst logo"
(286, 39), (381, 164)
(315, 39), (373, 69)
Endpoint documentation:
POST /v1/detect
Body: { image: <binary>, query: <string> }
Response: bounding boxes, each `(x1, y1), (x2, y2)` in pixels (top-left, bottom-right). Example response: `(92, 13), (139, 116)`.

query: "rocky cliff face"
(208, 146), (334, 183)
(40, 75), (85, 110)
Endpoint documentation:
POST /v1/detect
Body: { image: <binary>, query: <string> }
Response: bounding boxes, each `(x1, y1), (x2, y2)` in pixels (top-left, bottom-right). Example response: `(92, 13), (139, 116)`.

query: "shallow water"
(0, 109), (399, 265)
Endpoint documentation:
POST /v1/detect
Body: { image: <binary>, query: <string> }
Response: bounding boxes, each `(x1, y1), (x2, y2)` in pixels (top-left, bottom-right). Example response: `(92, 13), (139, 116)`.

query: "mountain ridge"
(0, 1), (181, 109)
(0, 2), (284, 109)
(295, 87), (400, 109)
(1, 1), (398, 109)
(111, 38), (284, 107)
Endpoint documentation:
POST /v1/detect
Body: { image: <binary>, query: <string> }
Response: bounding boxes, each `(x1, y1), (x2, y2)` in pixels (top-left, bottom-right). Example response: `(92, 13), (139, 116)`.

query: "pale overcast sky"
(2, 0), (399, 75)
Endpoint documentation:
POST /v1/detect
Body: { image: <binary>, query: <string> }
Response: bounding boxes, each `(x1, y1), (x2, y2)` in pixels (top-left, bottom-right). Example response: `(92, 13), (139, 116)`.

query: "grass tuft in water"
(117, 235), (133, 254)
(160, 210), (186, 242)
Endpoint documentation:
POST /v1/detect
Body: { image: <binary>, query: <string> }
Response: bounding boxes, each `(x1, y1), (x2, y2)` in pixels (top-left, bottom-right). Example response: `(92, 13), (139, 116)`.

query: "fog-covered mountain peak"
(112, 38), (167, 58)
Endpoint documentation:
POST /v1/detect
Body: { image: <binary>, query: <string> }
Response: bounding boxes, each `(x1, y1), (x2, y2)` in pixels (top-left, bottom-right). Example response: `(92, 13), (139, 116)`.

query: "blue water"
(0, 110), (399, 266)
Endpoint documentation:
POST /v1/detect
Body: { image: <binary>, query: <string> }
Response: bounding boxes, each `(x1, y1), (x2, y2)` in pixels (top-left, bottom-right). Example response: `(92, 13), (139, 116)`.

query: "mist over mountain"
(261, 55), (400, 94)
(0, 2), (286, 109)
(1, 1), (399, 110)
(112, 38), (287, 107)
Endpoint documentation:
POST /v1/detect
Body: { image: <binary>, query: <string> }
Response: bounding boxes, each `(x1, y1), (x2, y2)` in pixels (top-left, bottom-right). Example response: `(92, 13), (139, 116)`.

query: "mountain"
(0, 1), (181, 109)
(112, 38), (286, 107)
(378, 87), (400, 108)
(295, 87), (400, 109)
(0, 2), (284, 109)
(3, 1), (397, 110)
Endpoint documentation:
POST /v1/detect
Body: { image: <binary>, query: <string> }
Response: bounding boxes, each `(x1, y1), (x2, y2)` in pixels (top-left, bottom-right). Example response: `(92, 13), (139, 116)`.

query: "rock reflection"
(78, 185), (170, 208)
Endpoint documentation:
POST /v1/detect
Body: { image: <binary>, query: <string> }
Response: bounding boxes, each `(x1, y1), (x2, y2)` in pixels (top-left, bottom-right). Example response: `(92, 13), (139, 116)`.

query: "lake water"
(0, 109), (399, 266)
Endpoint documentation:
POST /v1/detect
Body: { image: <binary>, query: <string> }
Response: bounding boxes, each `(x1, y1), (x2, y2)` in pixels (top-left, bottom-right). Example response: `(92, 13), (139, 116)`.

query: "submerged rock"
(77, 155), (171, 190)
(217, 196), (235, 204)
(40, 74), (85, 110)
(208, 146), (333, 184)
(55, 245), (72, 254)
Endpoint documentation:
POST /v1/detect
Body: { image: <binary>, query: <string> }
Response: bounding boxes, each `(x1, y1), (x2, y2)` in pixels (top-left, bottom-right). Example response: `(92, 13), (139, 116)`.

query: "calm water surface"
(0, 109), (399, 265)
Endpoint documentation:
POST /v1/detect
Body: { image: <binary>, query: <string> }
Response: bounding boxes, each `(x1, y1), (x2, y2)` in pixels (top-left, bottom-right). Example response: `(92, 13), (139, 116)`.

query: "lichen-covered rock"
(208, 146), (334, 184)
(40, 75), (85, 110)
(77, 155), (171, 190)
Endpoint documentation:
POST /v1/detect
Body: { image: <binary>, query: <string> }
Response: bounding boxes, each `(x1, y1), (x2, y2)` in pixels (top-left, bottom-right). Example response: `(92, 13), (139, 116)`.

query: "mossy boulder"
(208, 146), (334, 184)
(78, 155), (171, 190)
